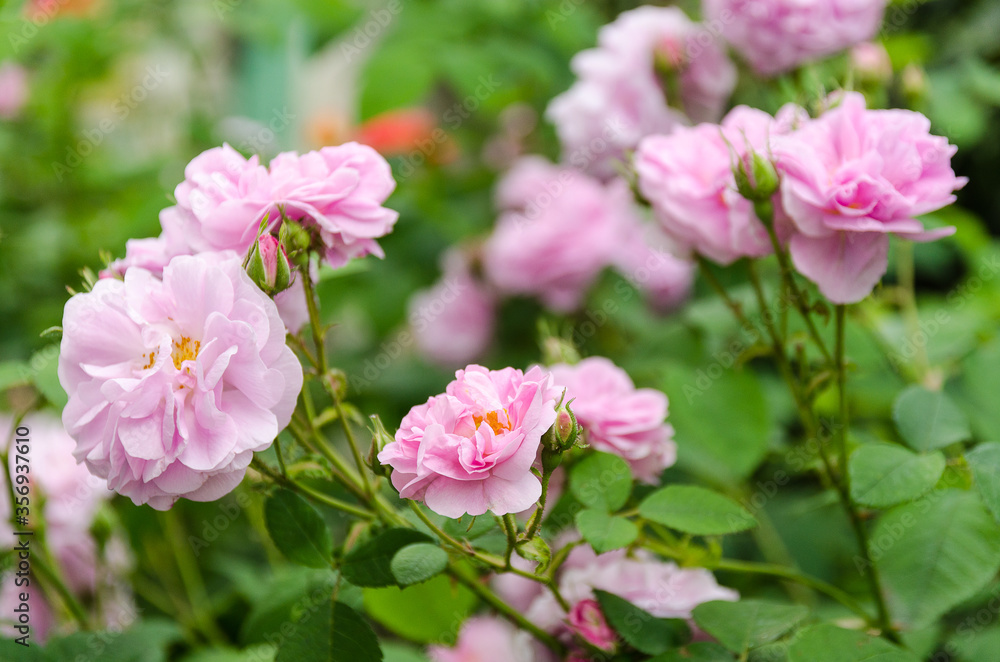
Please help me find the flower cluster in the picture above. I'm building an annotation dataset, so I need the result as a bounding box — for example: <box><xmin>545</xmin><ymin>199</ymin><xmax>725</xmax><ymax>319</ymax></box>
<box><xmin>636</xmin><ymin>92</ymin><xmax>965</xmax><ymax>303</ymax></box>
<box><xmin>547</xmin><ymin>6</ymin><xmax>736</xmax><ymax>179</ymax></box>
<box><xmin>409</xmin><ymin>157</ymin><xmax>694</xmax><ymax>367</ymax></box>
<box><xmin>705</xmin><ymin>0</ymin><xmax>888</xmax><ymax>76</ymax></box>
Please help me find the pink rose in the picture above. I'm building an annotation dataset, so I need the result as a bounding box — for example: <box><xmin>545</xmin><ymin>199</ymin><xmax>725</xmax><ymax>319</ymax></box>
<box><xmin>525</xmin><ymin>546</ymin><xmax>738</xmax><ymax>634</ymax></box>
<box><xmin>409</xmin><ymin>248</ymin><xmax>496</xmax><ymax>368</ymax></box>
<box><xmin>427</xmin><ymin>616</ymin><xmax>549</xmax><ymax>662</ymax></box>
<box><xmin>0</xmin><ymin>61</ymin><xmax>28</xmax><ymax>119</ymax></box>
<box><xmin>705</xmin><ymin>0</ymin><xmax>888</xmax><ymax>76</ymax></box>
<box><xmin>775</xmin><ymin>92</ymin><xmax>966</xmax><ymax>303</ymax></box>
<box><xmin>547</xmin><ymin>6</ymin><xmax>736</xmax><ymax>179</ymax></box>
<box><xmin>636</xmin><ymin>105</ymin><xmax>802</xmax><ymax>264</ymax></box>
<box><xmin>111</xmin><ymin>142</ymin><xmax>398</xmax><ymax>275</ymax></box>
<box><xmin>378</xmin><ymin>364</ymin><xmax>558</xmax><ymax>517</ymax></box>
<box><xmin>268</xmin><ymin>142</ymin><xmax>398</xmax><ymax>268</ymax></box>
<box><xmin>59</xmin><ymin>252</ymin><xmax>303</xmax><ymax>509</ymax></box>
<box><xmin>547</xmin><ymin>357</ymin><xmax>676</xmax><ymax>484</ymax></box>
<box><xmin>483</xmin><ymin>157</ymin><xmax>637</xmax><ymax>312</ymax></box>
<box><xmin>567</xmin><ymin>599</ymin><xmax>617</xmax><ymax>652</ymax></box>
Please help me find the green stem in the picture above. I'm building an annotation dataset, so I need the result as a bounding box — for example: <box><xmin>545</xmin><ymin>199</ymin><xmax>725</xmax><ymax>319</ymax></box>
<box><xmin>251</xmin><ymin>458</ymin><xmax>374</xmax><ymax>521</ymax></box>
<box><xmin>161</xmin><ymin>511</ymin><xmax>228</xmax><ymax>645</ymax></box>
<box><xmin>500</xmin><ymin>514</ymin><xmax>518</xmax><ymax>567</ymax></box>
<box><xmin>524</xmin><ymin>468</ymin><xmax>553</xmax><ymax>540</ymax></box>
<box><xmin>448</xmin><ymin>568</ymin><xmax>566</xmax><ymax>655</ymax></box>
<box><xmin>835</xmin><ymin>305</ymin><xmax>898</xmax><ymax>642</ymax></box>
<box><xmin>758</xmin><ymin>204</ymin><xmax>833</xmax><ymax>363</ymax></box>
<box><xmin>30</xmin><ymin>551</ymin><xmax>91</xmax><ymax>629</ymax></box>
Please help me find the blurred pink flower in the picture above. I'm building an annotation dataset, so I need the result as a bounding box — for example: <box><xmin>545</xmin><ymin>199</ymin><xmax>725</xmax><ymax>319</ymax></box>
<box><xmin>526</xmin><ymin>546</ymin><xmax>738</xmax><ymax>635</ymax></box>
<box><xmin>547</xmin><ymin>6</ymin><xmax>736</xmax><ymax>179</ymax></box>
<box><xmin>614</xmin><ymin>223</ymin><xmax>695</xmax><ymax>313</ymax></box>
<box><xmin>567</xmin><ymin>599</ymin><xmax>617</xmax><ymax>652</ymax></box>
<box><xmin>547</xmin><ymin>357</ymin><xmax>676</xmax><ymax>484</ymax></box>
<box><xmin>851</xmin><ymin>42</ymin><xmax>893</xmax><ymax>83</ymax></box>
<box><xmin>378</xmin><ymin>365</ymin><xmax>558</xmax><ymax>517</ymax></box>
<box><xmin>428</xmin><ymin>616</ymin><xmax>546</xmax><ymax>662</ymax></box>
<box><xmin>0</xmin><ymin>61</ymin><xmax>28</xmax><ymax>119</ymax></box>
<box><xmin>636</xmin><ymin>105</ymin><xmax>802</xmax><ymax>264</ymax></box>
<box><xmin>705</xmin><ymin>0</ymin><xmax>888</xmax><ymax>76</ymax></box>
<box><xmin>409</xmin><ymin>248</ymin><xmax>496</xmax><ymax>368</ymax></box>
<box><xmin>775</xmin><ymin>92</ymin><xmax>966</xmax><ymax>302</ymax></box>
<box><xmin>59</xmin><ymin>252</ymin><xmax>303</xmax><ymax>509</ymax></box>
<box><xmin>483</xmin><ymin>157</ymin><xmax>636</xmax><ymax>312</ymax></box>
<box><xmin>0</xmin><ymin>414</ymin><xmax>135</xmax><ymax>642</ymax></box>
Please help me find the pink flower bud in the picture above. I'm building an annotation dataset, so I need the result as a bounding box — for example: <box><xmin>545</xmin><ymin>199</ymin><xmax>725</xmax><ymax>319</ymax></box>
<box><xmin>246</xmin><ymin>234</ymin><xmax>292</xmax><ymax>295</ymax></box>
<box><xmin>850</xmin><ymin>42</ymin><xmax>892</xmax><ymax>83</ymax></box>
<box><xmin>567</xmin><ymin>599</ymin><xmax>617</xmax><ymax>652</ymax></box>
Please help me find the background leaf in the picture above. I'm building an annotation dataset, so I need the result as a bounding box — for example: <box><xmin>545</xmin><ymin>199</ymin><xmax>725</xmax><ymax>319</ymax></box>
<box><xmin>639</xmin><ymin>485</ymin><xmax>757</xmax><ymax>536</ymax></box>
<box><xmin>575</xmin><ymin>509</ymin><xmax>639</xmax><ymax>553</ymax></box>
<box><xmin>390</xmin><ymin>543</ymin><xmax>449</xmax><ymax>587</ymax></box>
<box><xmin>264</xmin><ymin>489</ymin><xmax>335</xmax><ymax>569</ymax></box>
<box><xmin>848</xmin><ymin>443</ymin><xmax>946</xmax><ymax>508</ymax></box>
<box><xmin>692</xmin><ymin>600</ymin><xmax>809</xmax><ymax>654</ymax></box>
<box><xmin>568</xmin><ymin>452</ymin><xmax>632</xmax><ymax>512</ymax></box>
<box><xmin>892</xmin><ymin>386</ymin><xmax>971</xmax><ymax>451</ymax></box>
<box><xmin>342</xmin><ymin>528</ymin><xmax>433</xmax><ymax>588</ymax></box>
<box><xmin>595</xmin><ymin>589</ymin><xmax>691</xmax><ymax>655</ymax></box>
<box><xmin>966</xmin><ymin>442</ymin><xmax>1000</xmax><ymax>524</ymax></box>
<box><xmin>874</xmin><ymin>490</ymin><xmax>1000</xmax><ymax>628</ymax></box>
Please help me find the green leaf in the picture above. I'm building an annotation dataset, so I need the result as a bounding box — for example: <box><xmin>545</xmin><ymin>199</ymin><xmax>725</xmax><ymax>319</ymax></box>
<box><xmin>787</xmin><ymin>624</ymin><xmax>919</xmax><ymax>662</ymax></box>
<box><xmin>390</xmin><ymin>543</ymin><xmax>448</xmax><ymax>587</ymax></box>
<box><xmin>264</xmin><ymin>489</ymin><xmax>334</xmax><ymax>568</ymax></box>
<box><xmin>0</xmin><ymin>640</ymin><xmax>42</xmax><ymax>662</ymax></box>
<box><xmin>647</xmin><ymin>642</ymin><xmax>734</xmax><ymax>661</ymax></box>
<box><xmin>575</xmin><ymin>509</ymin><xmax>639</xmax><ymax>553</ymax></box>
<box><xmin>442</xmin><ymin>515</ymin><xmax>495</xmax><ymax>541</ymax></box>
<box><xmin>276</xmin><ymin>599</ymin><xmax>382</xmax><ymax>662</ymax></box>
<box><xmin>180</xmin><ymin>646</ymin><xmax>276</xmax><ymax>662</ymax></box>
<box><xmin>874</xmin><ymin>490</ymin><xmax>1000</xmax><ymax>628</ymax></box>
<box><xmin>569</xmin><ymin>452</ymin><xmax>632</xmax><ymax>512</ymax></box>
<box><xmin>342</xmin><ymin>528</ymin><xmax>433</xmax><ymax>587</ymax></box>
<box><xmin>692</xmin><ymin>600</ymin><xmax>809</xmax><ymax>654</ymax></box>
<box><xmin>381</xmin><ymin>643</ymin><xmax>429</xmax><ymax>662</ymax></box>
<box><xmin>363</xmin><ymin>574</ymin><xmax>477</xmax><ymax>643</ymax></box>
<box><xmin>848</xmin><ymin>444</ymin><xmax>946</xmax><ymax>508</ymax></box>
<box><xmin>594</xmin><ymin>589</ymin><xmax>691</xmax><ymax>655</ymax></box>
<box><xmin>664</xmin><ymin>366</ymin><xmax>771</xmax><ymax>483</ymax></box>
<box><xmin>892</xmin><ymin>386</ymin><xmax>970</xmax><ymax>451</ymax></box>
<box><xmin>966</xmin><ymin>442</ymin><xmax>1000</xmax><ymax>525</ymax></box>
<box><xmin>639</xmin><ymin>485</ymin><xmax>757</xmax><ymax>536</ymax></box>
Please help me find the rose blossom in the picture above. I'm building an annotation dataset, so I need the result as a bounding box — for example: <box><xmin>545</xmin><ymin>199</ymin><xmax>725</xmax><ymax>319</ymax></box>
<box><xmin>547</xmin><ymin>357</ymin><xmax>676</xmax><ymax>483</ymax></box>
<box><xmin>267</xmin><ymin>142</ymin><xmax>398</xmax><ymax>267</ymax></box>
<box><xmin>110</xmin><ymin>142</ymin><xmax>397</xmax><ymax>274</ymax></box>
<box><xmin>409</xmin><ymin>248</ymin><xmax>496</xmax><ymax>368</ymax></box>
<box><xmin>378</xmin><ymin>365</ymin><xmax>558</xmax><ymax>517</ymax></box>
<box><xmin>525</xmin><ymin>545</ymin><xmax>738</xmax><ymax>635</ymax></box>
<box><xmin>547</xmin><ymin>6</ymin><xmax>736</xmax><ymax>179</ymax></box>
<box><xmin>59</xmin><ymin>252</ymin><xmax>303</xmax><ymax>509</ymax></box>
<box><xmin>483</xmin><ymin>157</ymin><xmax>637</xmax><ymax>312</ymax></box>
<box><xmin>427</xmin><ymin>616</ymin><xmax>548</xmax><ymax>662</ymax></box>
<box><xmin>705</xmin><ymin>0</ymin><xmax>888</xmax><ymax>76</ymax></box>
<box><xmin>774</xmin><ymin>92</ymin><xmax>966</xmax><ymax>303</ymax></box>
<box><xmin>636</xmin><ymin>105</ymin><xmax>804</xmax><ymax>264</ymax></box>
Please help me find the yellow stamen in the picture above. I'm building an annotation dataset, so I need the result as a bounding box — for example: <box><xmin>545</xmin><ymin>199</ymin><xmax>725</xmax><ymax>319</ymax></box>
<box><xmin>171</xmin><ymin>336</ymin><xmax>201</xmax><ymax>370</ymax></box>
<box><xmin>473</xmin><ymin>409</ymin><xmax>511</xmax><ymax>435</ymax></box>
